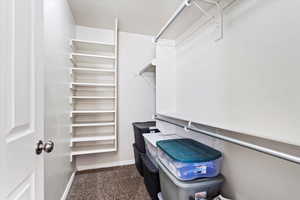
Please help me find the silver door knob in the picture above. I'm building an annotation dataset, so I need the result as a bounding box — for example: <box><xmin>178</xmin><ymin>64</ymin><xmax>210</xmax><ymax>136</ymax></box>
<box><xmin>35</xmin><ymin>140</ymin><xmax>54</xmax><ymax>155</ymax></box>
<box><xmin>36</xmin><ymin>140</ymin><xmax>44</xmax><ymax>155</ymax></box>
<box><xmin>44</xmin><ymin>140</ymin><xmax>54</xmax><ymax>153</ymax></box>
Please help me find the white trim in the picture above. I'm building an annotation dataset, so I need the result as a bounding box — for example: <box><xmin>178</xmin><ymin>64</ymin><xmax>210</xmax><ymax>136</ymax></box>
<box><xmin>76</xmin><ymin>160</ymin><xmax>135</xmax><ymax>171</ymax></box>
<box><xmin>60</xmin><ymin>171</ymin><xmax>76</xmax><ymax>200</ymax></box>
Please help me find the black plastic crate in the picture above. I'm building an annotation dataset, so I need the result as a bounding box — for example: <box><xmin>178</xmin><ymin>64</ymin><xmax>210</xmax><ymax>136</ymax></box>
<box><xmin>133</xmin><ymin>143</ymin><xmax>144</xmax><ymax>177</ymax></box>
<box><xmin>132</xmin><ymin>121</ymin><xmax>159</xmax><ymax>153</ymax></box>
<box><xmin>141</xmin><ymin>154</ymin><xmax>161</xmax><ymax>200</ymax></box>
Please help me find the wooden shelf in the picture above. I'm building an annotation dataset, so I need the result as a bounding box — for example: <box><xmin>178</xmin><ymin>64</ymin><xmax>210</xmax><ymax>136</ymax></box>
<box><xmin>70</xmin><ymin>39</ymin><xmax>115</xmax><ymax>54</ymax></box>
<box><xmin>70</xmin><ymin>96</ymin><xmax>115</xmax><ymax>104</ymax></box>
<box><xmin>71</xmin><ymin>147</ymin><xmax>117</xmax><ymax>156</ymax></box>
<box><xmin>71</xmin><ymin>67</ymin><xmax>115</xmax><ymax>73</ymax></box>
<box><xmin>70</xmin><ymin>53</ymin><xmax>115</xmax><ymax>65</ymax></box>
<box><xmin>71</xmin><ymin>122</ymin><xmax>115</xmax><ymax>128</ymax></box>
<box><xmin>70</xmin><ymin>110</ymin><xmax>115</xmax><ymax>117</ymax></box>
<box><xmin>69</xmin><ymin>19</ymin><xmax>119</xmax><ymax>162</ymax></box>
<box><xmin>71</xmin><ymin>96</ymin><xmax>115</xmax><ymax>99</ymax></box>
<box><xmin>70</xmin><ymin>82</ymin><xmax>115</xmax><ymax>89</ymax></box>
<box><xmin>71</xmin><ymin>135</ymin><xmax>116</xmax><ymax>143</ymax></box>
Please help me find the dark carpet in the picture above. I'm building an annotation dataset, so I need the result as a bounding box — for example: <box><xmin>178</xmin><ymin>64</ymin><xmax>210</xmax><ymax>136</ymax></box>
<box><xmin>67</xmin><ymin>165</ymin><xmax>152</xmax><ymax>200</ymax></box>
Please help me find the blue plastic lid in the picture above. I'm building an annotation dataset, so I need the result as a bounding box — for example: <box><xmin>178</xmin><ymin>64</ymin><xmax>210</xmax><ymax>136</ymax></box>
<box><xmin>157</xmin><ymin>139</ymin><xmax>222</xmax><ymax>163</ymax></box>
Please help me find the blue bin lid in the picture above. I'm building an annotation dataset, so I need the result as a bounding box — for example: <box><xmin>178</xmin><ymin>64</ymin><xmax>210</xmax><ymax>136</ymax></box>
<box><xmin>157</xmin><ymin>139</ymin><xmax>222</xmax><ymax>163</ymax></box>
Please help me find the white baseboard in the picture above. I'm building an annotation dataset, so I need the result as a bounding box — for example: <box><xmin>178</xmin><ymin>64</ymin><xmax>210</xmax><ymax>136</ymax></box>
<box><xmin>60</xmin><ymin>171</ymin><xmax>75</xmax><ymax>200</ymax></box>
<box><xmin>76</xmin><ymin>160</ymin><xmax>135</xmax><ymax>171</ymax></box>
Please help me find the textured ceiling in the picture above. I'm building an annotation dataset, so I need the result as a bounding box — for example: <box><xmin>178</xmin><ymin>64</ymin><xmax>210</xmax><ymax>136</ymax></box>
<box><xmin>67</xmin><ymin>0</ymin><xmax>208</xmax><ymax>39</ymax></box>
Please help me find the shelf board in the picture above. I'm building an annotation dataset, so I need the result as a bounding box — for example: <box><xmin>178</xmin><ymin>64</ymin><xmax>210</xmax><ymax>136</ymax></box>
<box><xmin>70</xmin><ymin>53</ymin><xmax>115</xmax><ymax>65</ymax></box>
<box><xmin>71</xmin><ymin>135</ymin><xmax>116</xmax><ymax>143</ymax></box>
<box><xmin>71</xmin><ymin>110</ymin><xmax>115</xmax><ymax>113</ymax></box>
<box><xmin>71</xmin><ymin>110</ymin><xmax>115</xmax><ymax>117</ymax></box>
<box><xmin>71</xmin><ymin>122</ymin><xmax>115</xmax><ymax>128</ymax></box>
<box><xmin>70</xmin><ymin>39</ymin><xmax>115</xmax><ymax>54</ymax></box>
<box><xmin>71</xmin><ymin>96</ymin><xmax>115</xmax><ymax>99</ymax></box>
<box><xmin>70</xmin><ymin>96</ymin><xmax>115</xmax><ymax>104</ymax></box>
<box><xmin>71</xmin><ymin>67</ymin><xmax>115</xmax><ymax>73</ymax></box>
<box><xmin>70</xmin><ymin>82</ymin><xmax>115</xmax><ymax>88</ymax></box>
<box><xmin>71</xmin><ymin>147</ymin><xmax>117</xmax><ymax>156</ymax></box>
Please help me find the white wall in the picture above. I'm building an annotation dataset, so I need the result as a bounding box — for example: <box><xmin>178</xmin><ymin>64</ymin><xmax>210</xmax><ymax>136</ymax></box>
<box><xmin>175</xmin><ymin>0</ymin><xmax>300</xmax><ymax>146</ymax></box>
<box><xmin>43</xmin><ymin>0</ymin><xmax>75</xmax><ymax>199</ymax></box>
<box><xmin>155</xmin><ymin>0</ymin><xmax>300</xmax><ymax>199</ymax></box>
<box><xmin>75</xmin><ymin>26</ymin><xmax>156</xmax><ymax>170</ymax></box>
<box><xmin>156</xmin><ymin>42</ymin><xmax>177</xmax><ymax>115</ymax></box>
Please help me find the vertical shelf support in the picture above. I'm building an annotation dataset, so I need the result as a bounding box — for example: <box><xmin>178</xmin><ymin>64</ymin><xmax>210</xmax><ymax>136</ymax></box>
<box><xmin>114</xmin><ymin>18</ymin><xmax>119</xmax><ymax>152</ymax></box>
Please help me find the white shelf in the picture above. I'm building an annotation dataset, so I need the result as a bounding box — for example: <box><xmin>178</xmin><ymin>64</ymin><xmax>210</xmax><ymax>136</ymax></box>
<box><xmin>71</xmin><ymin>135</ymin><xmax>116</xmax><ymax>143</ymax></box>
<box><xmin>71</xmin><ymin>147</ymin><xmax>117</xmax><ymax>156</ymax></box>
<box><xmin>70</xmin><ymin>96</ymin><xmax>115</xmax><ymax>104</ymax></box>
<box><xmin>71</xmin><ymin>96</ymin><xmax>115</xmax><ymax>99</ymax></box>
<box><xmin>139</xmin><ymin>59</ymin><xmax>156</xmax><ymax>75</ymax></box>
<box><xmin>69</xmin><ymin>19</ymin><xmax>119</xmax><ymax>162</ymax></box>
<box><xmin>71</xmin><ymin>67</ymin><xmax>115</xmax><ymax>73</ymax></box>
<box><xmin>70</xmin><ymin>39</ymin><xmax>115</xmax><ymax>54</ymax></box>
<box><xmin>70</xmin><ymin>110</ymin><xmax>115</xmax><ymax>117</ymax></box>
<box><xmin>70</xmin><ymin>53</ymin><xmax>115</xmax><ymax>65</ymax></box>
<box><xmin>70</xmin><ymin>82</ymin><xmax>115</xmax><ymax>88</ymax></box>
<box><xmin>71</xmin><ymin>122</ymin><xmax>115</xmax><ymax>128</ymax></box>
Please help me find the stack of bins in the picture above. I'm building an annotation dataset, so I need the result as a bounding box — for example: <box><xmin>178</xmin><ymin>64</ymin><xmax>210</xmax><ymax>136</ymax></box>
<box><xmin>132</xmin><ymin>121</ymin><xmax>159</xmax><ymax>176</ymax></box>
<box><xmin>157</xmin><ymin>139</ymin><xmax>224</xmax><ymax>200</ymax></box>
<box><xmin>132</xmin><ymin>121</ymin><xmax>160</xmax><ymax>200</ymax></box>
<box><xmin>143</xmin><ymin>133</ymin><xmax>183</xmax><ymax>200</ymax></box>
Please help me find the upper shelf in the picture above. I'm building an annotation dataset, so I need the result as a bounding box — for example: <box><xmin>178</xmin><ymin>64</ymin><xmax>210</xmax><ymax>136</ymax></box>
<box><xmin>70</xmin><ymin>39</ymin><xmax>115</xmax><ymax>55</ymax></box>
<box><xmin>139</xmin><ymin>59</ymin><xmax>156</xmax><ymax>75</ymax></box>
<box><xmin>153</xmin><ymin>0</ymin><xmax>224</xmax><ymax>43</ymax></box>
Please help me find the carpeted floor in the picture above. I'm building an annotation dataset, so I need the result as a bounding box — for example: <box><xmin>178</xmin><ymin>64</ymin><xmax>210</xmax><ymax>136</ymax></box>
<box><xmin>67</xmin><ymin>165</ymin><xmax>152</xmax><ymax>200</ymax></box>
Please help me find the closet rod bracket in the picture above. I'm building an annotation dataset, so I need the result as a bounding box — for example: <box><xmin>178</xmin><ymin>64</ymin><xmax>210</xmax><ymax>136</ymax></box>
<box><xmin>194</xmin><ymin>0</ymin><xmax>224</xmax><ymax>41</ymax></box>
<box><xmin>185</xmin><ymin>0</ymin><xmax>192</xmax><ymax>6</ymax></box>
<box><xmin>184</xmin><ymin>120</ymin><xmax>192</xmax><ymax>132</ymax></box>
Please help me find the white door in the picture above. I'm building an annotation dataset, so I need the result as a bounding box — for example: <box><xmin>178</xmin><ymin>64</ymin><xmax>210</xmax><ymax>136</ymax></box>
<box><xmin>0</xmin><ymin>0</ymin><xmax>44</xmax><ymax>199</ymax></box>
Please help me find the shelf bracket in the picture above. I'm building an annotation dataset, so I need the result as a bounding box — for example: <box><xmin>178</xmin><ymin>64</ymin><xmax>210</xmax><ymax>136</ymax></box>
<box><xmin>194</xmin><ymin>0</ymin><xmax>224</xmax><ymax>41</ymax></box>
<box><xmin>184</xmin><ymin>120</ymin><xmax>193</xmax><ymax>132</ymax></box>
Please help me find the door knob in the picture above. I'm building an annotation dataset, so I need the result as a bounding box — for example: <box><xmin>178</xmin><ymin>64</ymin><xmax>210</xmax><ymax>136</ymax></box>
<box><xmin>35</xmin><ymin>140</ymin><xmax>44</xmax><ymax>155</ymax></box>
<box><xmin>44</xmin><ymin>140</ymin><xmax>54</xmax><ymax>153</ymax></box>
<box><xmin>35</xmin><ymin>140</ymin><xmax>54</xmax><ymax>155</ymax></box>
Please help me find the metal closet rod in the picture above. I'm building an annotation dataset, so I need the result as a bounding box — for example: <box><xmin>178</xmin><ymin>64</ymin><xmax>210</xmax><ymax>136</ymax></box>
<box><xmin>153</xmin><ymin>0</ymin><xmax>192</xmax><ymax>43</ymax></box>
<box><xmin>153</xmin><ymin>0</ymin><xmax>224</xmax><ymax>43</ymax></box>
<box><xmin>155</xmin><ymin>116</ymin><xmax>300</xmax><ymax>164</ymax></box>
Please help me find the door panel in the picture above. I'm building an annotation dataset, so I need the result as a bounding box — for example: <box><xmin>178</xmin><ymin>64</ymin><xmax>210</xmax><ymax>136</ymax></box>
<box><xmin>1</xmin><ymin>0</ymin><xmax>44</xmax><ymax>199</ymax></box>
<box><xmin>7</xmin><ymin>174</ymin><xmax>35</xmax><ymax>200</ymax></box>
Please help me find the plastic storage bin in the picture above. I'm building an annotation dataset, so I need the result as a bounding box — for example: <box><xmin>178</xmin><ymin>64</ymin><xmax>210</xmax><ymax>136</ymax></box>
<box><xmin>157</xmin><ymin>139</ymin><xmax>222</xmax><ymax>181</ymax></box>
<box><xmin>158</xmin><ymin>160</ymin><xmax>224</xmax><ymax>200</ymax></box>
<box><xmin>143</xmin><ymin>133</ymin><xmax>182</xmax><ymax>168</ymax></box>
<box><xmin>133</xmin><ymin>143</ymin><xmax>144</xmax><ymax>176</ymax></box>
<box><xmin>132</xmin><ymin>121</ymin><xmax>160</xmax><ymax>153</ymax></box>
<box><xmin>141</xmin><ymin>154</ymin><xmax>161</xmax><ymax>200</ymax></box>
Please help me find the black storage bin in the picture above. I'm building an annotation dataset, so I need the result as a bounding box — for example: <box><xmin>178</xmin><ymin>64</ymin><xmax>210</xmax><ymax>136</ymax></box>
<box><xmin>133</xmin><ymin>143</ymin><xmax>144</xmax><ymax>177</ymax></box>
<box><xmin>132</xmin><ymin>121</ymin><xmax>159</xmax><ymax>153</ymax></box>
<box><xmin>141</xmin><ymin>154</ymin><xmax>161</xmax><ymax>200</ymax></box>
